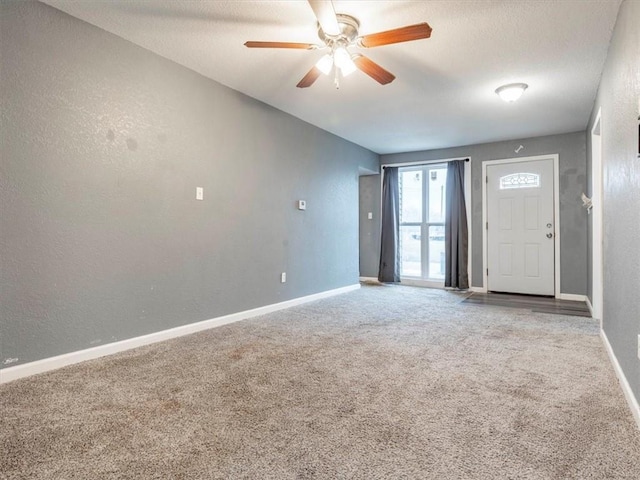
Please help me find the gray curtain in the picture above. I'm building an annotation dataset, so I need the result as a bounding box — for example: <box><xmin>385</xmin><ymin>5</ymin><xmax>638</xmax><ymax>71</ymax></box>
<box><xmin>378</xmin><ymin>167</ymin><xmax>400</xmax><ymax>283</ymax></box>
<box><xmin>445</xmin><ymin>160</ymin><xmax>469</xmax><ymax>289</ymax></box>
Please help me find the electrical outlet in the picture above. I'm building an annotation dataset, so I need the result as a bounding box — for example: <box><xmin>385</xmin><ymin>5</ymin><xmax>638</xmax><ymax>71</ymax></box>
<box><xmin>280</xmin><ymin>272</ymin><xmax>286</xmax><ymax>283</ymax></box>
<box><xmin>367</xmin><ymin>212</ymin><xmax>373</xmax><ymax>220</ymax></box>
<box><xmin>196</xmin><ymin>187</ymin><xmax>204</xmax><ymax>200</ymax></box>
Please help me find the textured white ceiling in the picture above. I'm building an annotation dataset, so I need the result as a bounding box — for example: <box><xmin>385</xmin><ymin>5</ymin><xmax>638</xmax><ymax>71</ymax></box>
<box><xmin>42</xmin><ymin>0</ymin><xmax>622</xmax><ymax>154</ymax></box>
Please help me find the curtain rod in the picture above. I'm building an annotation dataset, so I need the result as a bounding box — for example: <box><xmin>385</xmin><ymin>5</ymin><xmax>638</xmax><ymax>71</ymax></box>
<box><xmin>382</xmin><ymin>157</ymin><xmax>469</xmax><ymax>169</ymax></box>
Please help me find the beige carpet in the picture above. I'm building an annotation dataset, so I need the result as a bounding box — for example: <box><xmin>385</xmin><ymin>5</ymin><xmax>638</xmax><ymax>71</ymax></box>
<box><xmin>1</xmin><ymin>284</ymin><xmax>639</xmax><ymax>479</ymax></box>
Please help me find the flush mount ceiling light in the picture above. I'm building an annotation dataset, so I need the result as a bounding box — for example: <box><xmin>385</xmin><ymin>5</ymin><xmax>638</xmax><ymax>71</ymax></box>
<box><xmin>495</xmin><ymin>83</ymin><xmax>528</xmax><ymax>102</ymax></box>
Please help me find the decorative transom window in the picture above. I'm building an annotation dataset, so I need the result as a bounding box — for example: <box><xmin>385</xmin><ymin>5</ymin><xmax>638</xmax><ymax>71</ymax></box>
<box><xmin>499</xmin><ymin>173</ymin><xmax>540</xmax><ymax>189</ymax></box>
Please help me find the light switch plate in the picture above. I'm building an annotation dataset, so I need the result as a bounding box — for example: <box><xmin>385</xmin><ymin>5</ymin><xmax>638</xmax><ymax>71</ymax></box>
<box><xmin>297</xmin><ymin>200</ymin><xmax>306</xmax><ymax>210</ymax></box>
<box><xmin>196</xmin><ymin>187</ymin><xmax>204</xmax><ymax>200</ymax></box>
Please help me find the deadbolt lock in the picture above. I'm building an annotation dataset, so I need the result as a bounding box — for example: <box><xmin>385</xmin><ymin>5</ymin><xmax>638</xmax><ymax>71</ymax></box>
<box><xmin>546</xmin><ymin>223</ymin><xmax>552</xmax><ymax>228</ymax></box>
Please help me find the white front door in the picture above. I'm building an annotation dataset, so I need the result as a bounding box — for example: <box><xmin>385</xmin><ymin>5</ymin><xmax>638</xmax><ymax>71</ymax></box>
<box><xmin>486</xmin><ymin>158</ymin><xmax>555</xmax><ymax>295</ymax></box>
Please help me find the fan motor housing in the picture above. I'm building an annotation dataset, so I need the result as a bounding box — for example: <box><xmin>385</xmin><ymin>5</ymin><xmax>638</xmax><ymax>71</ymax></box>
<box><xmin>317</xmin><ymin>14</ymin><xmax>360</xmax><ymax>46</ymax></box>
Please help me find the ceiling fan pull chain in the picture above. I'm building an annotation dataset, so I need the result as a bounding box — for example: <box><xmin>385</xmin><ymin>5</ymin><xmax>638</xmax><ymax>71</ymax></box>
<box><xmin>334</xmin><ymin>68</ymin><xmax>340</xmax><ymax>89</ymax></box>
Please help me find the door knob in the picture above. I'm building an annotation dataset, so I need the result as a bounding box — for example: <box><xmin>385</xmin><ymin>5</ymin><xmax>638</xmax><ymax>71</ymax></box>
<box><xmin>546</xmin><ymin>233</ymin><xmax>553</xmax><ymax>238</ymax></box>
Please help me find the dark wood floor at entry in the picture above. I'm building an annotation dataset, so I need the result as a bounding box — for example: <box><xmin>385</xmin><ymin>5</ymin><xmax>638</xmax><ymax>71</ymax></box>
<box><xmin>462</xmin><ymin>292</ymin><xmax>591</xmax><ymax>317</ymax></box>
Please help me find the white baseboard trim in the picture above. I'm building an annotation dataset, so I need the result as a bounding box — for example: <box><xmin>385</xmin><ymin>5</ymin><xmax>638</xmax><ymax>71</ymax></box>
<box><xmin>558</xmin><ymin>293</ymin><xmax>588</xmax><ymax>302</ymax></box>
<box><xmin>585</xmin><ymin>296</ymin><xmax>594</xmax><ymax>316</ymax></box>
<box><xmin>0</xmin><ymin>283</ymin><xmax>360</xmax><ymax>385</ymax></box>
<box><xmin>600</xmin><ymin>330</ymin><xmax>640</xmax><ymax>430</ymax></box>
<box><xmin>359</xmin><ymin>276</ymin><xmax>380</xmax><ymax>283</ymax></box>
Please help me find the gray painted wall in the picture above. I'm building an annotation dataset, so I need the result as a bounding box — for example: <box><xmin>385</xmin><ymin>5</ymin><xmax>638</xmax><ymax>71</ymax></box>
<box><xmin>586</xmin><ymin>0</ymin><xmax>640</xmax><ymax>401</ymax></box>
<box><xmin>0</xmin><ymin>1</ymin><xmax>378</xmax><ymax>367</ymax></box>
<box><xmin>360</xmin><ymin>132</ymin><xmax>588</xmax><ymax>294</ymax></box>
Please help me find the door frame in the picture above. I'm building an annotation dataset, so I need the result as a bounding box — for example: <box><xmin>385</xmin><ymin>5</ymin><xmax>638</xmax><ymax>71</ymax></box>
<box><xmin>482</xmin><ymin>154</ymin><xmax>561</xmax><ymax>297</ymax></box>
<box><xmin>591</xmin><ymin>109</ymin><xmax>604</xmax><ymax>324</ymax></box>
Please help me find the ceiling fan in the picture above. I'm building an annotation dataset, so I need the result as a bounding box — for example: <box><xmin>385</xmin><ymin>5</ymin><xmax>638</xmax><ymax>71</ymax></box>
<box><xmin>244</xmin><ymin>0</ymin><xmax>432</xmax><ymax>88</ymax></box>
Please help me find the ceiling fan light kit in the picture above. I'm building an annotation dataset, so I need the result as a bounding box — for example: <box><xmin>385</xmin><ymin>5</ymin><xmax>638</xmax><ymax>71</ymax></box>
<box><xmin>333</xmin><ymin>46</ymin><xmax>357</xmax><ymax>76</ymax></box>
<box><xmin>315</xmin><ymin>54</ymin><xmax>333</xmax><ymax>75</ymax></box>
<box><xmin>244</xmin><ymin>0</ymin><xmax>432</xmax><ymax>89</ymax></box>
<box><xmin>496</xmin><ymin>83</ymin><xmax>529</xmax><ymax>102</ymax></box>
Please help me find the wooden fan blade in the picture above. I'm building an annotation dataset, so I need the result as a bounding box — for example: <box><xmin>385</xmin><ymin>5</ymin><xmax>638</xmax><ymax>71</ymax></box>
<box><xmin>244</xmin><ymin>41</ymin><xmax>316</xmax><ymax>49</ymax></box>
<box><xmin>296</xmin><ymin>66</ymin><xmax>322</xmax><ymax>88</ymax></box>
<box><xmin>358</xmin><ymin>23</ymin><xmax>432</xmax><ymax>48</ymax></box>
<box><xmin>353</xmin><ymin>55</ymin><xmax>395</xmax><ymax>85</ymax></box>
<box><xmin>307</xmin><ymin>0</ymin><xmax>340</xmax><ymax>36</ymax></box>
